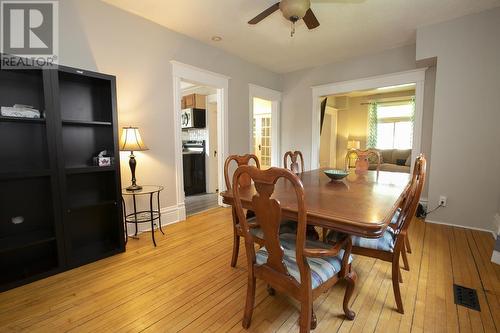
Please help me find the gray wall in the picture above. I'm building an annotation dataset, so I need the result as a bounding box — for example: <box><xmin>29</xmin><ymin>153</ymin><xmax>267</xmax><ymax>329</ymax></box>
<box><xmin>59</xmin><ymin>0</ymin><xmax>282</xmax><ymax>209</ymax></box>
<box><xmin>416</xmin><ymin>7</ymin><xmax>500</xmax><ymax>231</ymax></box>
<box><xmin>280</xmin><ymin>44</ymin><xmax>436</xmax><ymax>198</ymax></box>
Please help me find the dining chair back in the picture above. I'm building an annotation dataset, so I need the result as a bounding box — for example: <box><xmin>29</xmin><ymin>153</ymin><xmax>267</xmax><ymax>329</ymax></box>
<box><xmin>232</xmin><ymin>165</ymin><xmax>356</xmax><ymax>332</ymax></box>
<box><xmin>223</xmin><ymin>154</ymin><xmax>261</xmax><ymax>267</ymax></box>
<box><xmin>224</xmin><ymin>154</ymin><xmax>260</xmax><ymax>190</ymax></box>
<box><xmin>397</xmin><ymin>155</ymin><xmax>426</xmax><ymax>234</ymax></box>
<box><xmin>283</xmin><ymin>150</ymin><xmax>321</xmax><ymax>240</ymax></box>
<box><xmin>345</xmin><ymin>149</ymin><xmax>381</xmax><ymax>172</ymax></box>
<box><xmin>328</xmin><ymin>154</ymin><xmax>426</xmax><ymax>314</ymax></box>
<box><xmin>284</xmin><ymin>150</ymin><xmax>305</xmax><ymax>174</ymax></box>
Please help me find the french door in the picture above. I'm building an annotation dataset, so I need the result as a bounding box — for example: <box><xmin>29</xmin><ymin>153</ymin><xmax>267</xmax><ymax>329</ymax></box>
<box><xmin>253</xmin><ymin>114</ymin><xmax>272</xmax><ymax>169</ymax></box>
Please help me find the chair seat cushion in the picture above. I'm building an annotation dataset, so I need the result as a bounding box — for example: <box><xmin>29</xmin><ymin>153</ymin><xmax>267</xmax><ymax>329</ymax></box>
<box><xmin>246</xmin><ymin>219</ymin><xmax>317</xmax><ymax>240</ymax></box>
<box><xmin>326</xmin><ymin>210</ymin><xmax>400</xmax><ymax>252</ymax></box>
<box><xmin>255</xmin><ymin>233</ymin><xmax>352</xmax><ymax>289</ymax></box>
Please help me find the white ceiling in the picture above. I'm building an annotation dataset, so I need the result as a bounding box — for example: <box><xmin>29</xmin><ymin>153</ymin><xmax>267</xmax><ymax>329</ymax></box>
<box><xmin>101</xmin><ymin>0</ymin><xmax>500</xmax><ymax>73</ymax></box>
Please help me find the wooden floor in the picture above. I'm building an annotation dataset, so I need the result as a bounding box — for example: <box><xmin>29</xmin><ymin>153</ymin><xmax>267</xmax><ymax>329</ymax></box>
<box><xmin>185</xmin><ymin>193</ymin><xmax>219</xmax><ymax>216</ymax></box>
<box><xmin>1</xmin><ymin>208</ymin><xmax>499</xmax><ymax>333</ymax></box>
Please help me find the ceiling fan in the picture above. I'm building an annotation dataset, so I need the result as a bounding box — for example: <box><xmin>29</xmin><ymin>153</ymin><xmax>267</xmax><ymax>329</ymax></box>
<box><xmin>248</xmin><ymin>0</ymin><xmax>359</xmax><ymax>37</ymax></box>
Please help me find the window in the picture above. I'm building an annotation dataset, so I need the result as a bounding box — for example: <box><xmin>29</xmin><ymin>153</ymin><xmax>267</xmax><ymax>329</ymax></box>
<box><xmin>376</xmin><ymin>103</ymin><xmax>413</xmax><ymax>149</ymax></box>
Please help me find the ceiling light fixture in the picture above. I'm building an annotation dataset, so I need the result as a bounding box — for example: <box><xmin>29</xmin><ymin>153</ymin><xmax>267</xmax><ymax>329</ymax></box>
<box><xmin>280</xmin><ymin>0</ymin><xmax>311</xmax><ymax>37</ymax></box>
<box><xmin>211</xmin><ymin>36</ymin><xmax>222</xmax><ymax>42</ymax></box>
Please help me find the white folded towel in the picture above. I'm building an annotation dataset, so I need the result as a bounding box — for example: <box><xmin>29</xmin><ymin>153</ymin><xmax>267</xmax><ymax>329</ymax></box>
<box><xmin>1</xmin><ymin>105</ymin><xmax>40</xmax><ymax>118</ymax></box>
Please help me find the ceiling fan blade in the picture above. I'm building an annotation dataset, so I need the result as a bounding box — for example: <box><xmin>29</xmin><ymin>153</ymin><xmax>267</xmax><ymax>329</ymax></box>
<box><xmin>303</xmin><ymin>9</ymin><xmax>320</xmax><ymax>29</ymax></box>
<box><xmin>248</xmin><ymin>3</ymin><xmax>280</xmax><ymax>24</ymax></box>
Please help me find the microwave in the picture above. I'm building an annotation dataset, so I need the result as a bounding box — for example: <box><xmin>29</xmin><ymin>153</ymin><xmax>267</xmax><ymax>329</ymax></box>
<box><xmin>181</xmin><ymin>108</ymin><xmax>206</xmax><ymax>129</ymax></box>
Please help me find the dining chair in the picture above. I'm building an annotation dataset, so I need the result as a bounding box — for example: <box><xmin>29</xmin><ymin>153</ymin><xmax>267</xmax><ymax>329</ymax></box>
<box><xmin>224</xmin><ymin>154</ymin><xmax>297</xmax><ymax>267</ymax></box>
<box><xmin>388</xmin><ymin>155</ymin><xmax>425</xmax><ymax>267</ymax></box>
<box><xmin>283</xmin><ymin>150</ymin><xmax>321</xmax><ymax>241</ymax></box>
<box><xmin>327</xmin><ymin>154</ymin><xmax>426</xmax><ymax>314</ymax></box>
<box><xmin>345</xmin><ymin>149</ymin><xmax>381</xmax><ymax>172</ymax></box>
<box><xmin>283</xmin><ymin>150</ymin><xmax>305</xmax><ymax>174</ymax></box>
<box><xmin>232</xmin><ymin>165</ymin><xmax>357</xmax><ymax>332</ymax></box>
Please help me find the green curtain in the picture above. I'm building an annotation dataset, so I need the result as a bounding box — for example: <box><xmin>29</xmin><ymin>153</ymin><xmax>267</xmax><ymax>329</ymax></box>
<box><xmin>410</xmin><ymin>97</ymin><xmax>416</xmax><ymax>146</ymax></box>
<box><xmin>367</xmin><ymin>102</ymin><xmax>378</xmax><ymax>148</ymax></box>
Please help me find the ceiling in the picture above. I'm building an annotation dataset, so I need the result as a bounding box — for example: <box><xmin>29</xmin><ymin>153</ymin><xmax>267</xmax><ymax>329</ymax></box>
<box><xmin>101</xmin><ymin>0</ymin><xmax>500</xmax><ymax>73</ymax></box>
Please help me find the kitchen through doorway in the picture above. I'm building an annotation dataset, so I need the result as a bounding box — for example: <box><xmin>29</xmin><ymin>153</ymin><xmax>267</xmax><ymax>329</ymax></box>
<box><xmin>180</xmin><ymin>81</ymin><xmax>220</xmax><ymax>216</ymax></box>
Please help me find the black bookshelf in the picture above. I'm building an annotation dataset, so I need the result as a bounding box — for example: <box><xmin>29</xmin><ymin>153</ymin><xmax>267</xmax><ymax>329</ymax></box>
<box><xmin>0</xmin><ymin>61</ymin><xmax>123</xmax><ymax>291</ymax></box>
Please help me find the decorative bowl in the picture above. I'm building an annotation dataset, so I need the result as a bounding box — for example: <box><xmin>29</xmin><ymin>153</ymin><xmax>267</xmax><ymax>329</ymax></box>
<box><xmin>324</xmin><ymin>169</ymin><xmax>349</xmax><ymax>181</ymax></box>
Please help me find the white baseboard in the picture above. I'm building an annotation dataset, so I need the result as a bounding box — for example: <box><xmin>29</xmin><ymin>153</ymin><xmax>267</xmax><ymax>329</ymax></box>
<box><xmin>494</xmin><ymin>213</ymin><xmax>500</xmax><ymax>234</ymax></box>
<box><xmin>126</xmin><ymin>203</ymin><xmax>186</xmax><ymax>236</ymax></box>
<box><xmin>425</xmin><ymin>218</ymin><xmax>496</xmax><ymax>238</ymax></box>
<box><xmin>491</xmin><ymin>250</ymin><xmax>500</xmax><ymax>265</ymax></box>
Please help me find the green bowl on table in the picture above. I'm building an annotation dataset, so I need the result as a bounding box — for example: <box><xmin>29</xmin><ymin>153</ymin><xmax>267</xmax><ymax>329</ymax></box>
<box><xmin>324</xmin><ymin>169</ymin><xmax>349</xmax><ymax>181</ymax></box>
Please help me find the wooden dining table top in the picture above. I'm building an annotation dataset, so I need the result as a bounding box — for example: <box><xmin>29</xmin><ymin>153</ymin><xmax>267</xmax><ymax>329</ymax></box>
<box><xmin>221</xmin><ymin>169</ymin><xmax>411</xmax><ymax>238</ymax></box>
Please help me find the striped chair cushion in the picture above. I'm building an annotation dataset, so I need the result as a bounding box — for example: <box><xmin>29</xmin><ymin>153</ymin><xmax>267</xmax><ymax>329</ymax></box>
<box><xmin>247</xmin><ymin>219</ymin><xmax>315</xmax><ymax>240</ymax></box>
<box><xmin>326</xmin><ymin>211</ymin><xmax>400</xmax><ymax>252</ymax></box>
<box><xmin>255</xmin><ymin>233</ymin><xmax>352</xmax><ymax>289</ymax></box>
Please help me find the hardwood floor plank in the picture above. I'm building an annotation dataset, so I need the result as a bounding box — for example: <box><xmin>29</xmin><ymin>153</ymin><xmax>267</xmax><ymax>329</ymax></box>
<box><xmin>1</xmin><ymin>208</ymin><xmax>499</xmax><ymax>333</ymax></box>
<box><xmin>382</xmin><ymin>216</ymin><xmax>426</xmax><ymax>333</ymax></box>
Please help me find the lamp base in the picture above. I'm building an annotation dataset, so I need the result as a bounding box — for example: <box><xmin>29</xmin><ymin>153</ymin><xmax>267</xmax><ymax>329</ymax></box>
<box><xmin>126</xmin><ymin>184</ymin><xmax>143</xmax><ymax>192</ymax></box>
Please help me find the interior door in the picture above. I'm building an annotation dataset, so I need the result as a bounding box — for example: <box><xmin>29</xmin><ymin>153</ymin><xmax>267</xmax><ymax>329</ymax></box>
<box><xmin>252</xmin><ymin>98</ymin><xmax>272</xmax><ymax>169</ymax></box>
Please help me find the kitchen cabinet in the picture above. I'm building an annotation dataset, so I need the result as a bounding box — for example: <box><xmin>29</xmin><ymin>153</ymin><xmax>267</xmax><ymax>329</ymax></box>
<box><xmin>182</xmin><ymin>94</ymin><xmax>206</xmax><ymax>109</ymax></box>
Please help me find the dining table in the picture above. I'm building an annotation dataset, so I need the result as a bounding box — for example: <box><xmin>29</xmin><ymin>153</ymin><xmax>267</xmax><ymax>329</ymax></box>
<box><xmin>220</xmin><ymin>169</ymin><xmax>411</xmax><ymax>239</ymax></box>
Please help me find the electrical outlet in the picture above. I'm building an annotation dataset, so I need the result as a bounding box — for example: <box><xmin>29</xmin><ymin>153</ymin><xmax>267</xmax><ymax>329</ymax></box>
<box><xmin>439</xmin><ymin>195</ymin><xmax>447</xmax><ymax>207</ymax></box>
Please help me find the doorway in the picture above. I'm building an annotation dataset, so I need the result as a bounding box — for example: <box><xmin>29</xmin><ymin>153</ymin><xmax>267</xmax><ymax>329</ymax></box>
<box><xmin>311</xmin><ymin>69</ymin><xmax>426</xmax><ymax>171</ymax></box>
<box><xmin>171</xmin><ymin>61</ymin><xmax>229</xmax><ymax>220</ymax></box>
<box><xmin>180</xmin><ymin>81</ymin><xmax>220</xmax><ymax>216</ymax></box>
<box><xmin>319</xmin><ymin>84</ymin><xmax>417</xmax><ymax>171</ymax></box>
<box><xmin>319</xmin><ymin>104</ymin><xmax>338</xmax><ymax>168</ymax></box>
<box><xmin>249</xmin><ymin>84</ymin><xmax>282</xmax><ymax>168</ymax></box>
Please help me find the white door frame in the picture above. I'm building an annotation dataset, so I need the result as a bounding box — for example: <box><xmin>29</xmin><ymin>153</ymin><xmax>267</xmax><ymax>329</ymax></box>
<box><xmin>249</xmin><ymin>84</ymin><xmax>282</xmax><ymax>167</ymax></box>
<box><xmin>171</xmin><ymin>61</ymin><xmax>230</xmax><ymax>218</ymax></box>
<box><xmin>311</xmin><ymin>68</ymin><xmax>427</xmax><ymax>170</ymax></box>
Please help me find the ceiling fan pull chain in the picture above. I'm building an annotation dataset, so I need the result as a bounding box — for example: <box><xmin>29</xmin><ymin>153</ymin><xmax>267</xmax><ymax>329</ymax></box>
<box><xmin>291</xmin><ymin>21</ymin><xmax>296</xmax><ymax>37</ymax></box>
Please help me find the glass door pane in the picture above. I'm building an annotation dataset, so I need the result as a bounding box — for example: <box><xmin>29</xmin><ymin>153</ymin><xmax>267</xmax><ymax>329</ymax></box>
<box><xmin>252</xmin><ymin>98</ymin><xmax>272</xmax><ymax>169</ymax></box>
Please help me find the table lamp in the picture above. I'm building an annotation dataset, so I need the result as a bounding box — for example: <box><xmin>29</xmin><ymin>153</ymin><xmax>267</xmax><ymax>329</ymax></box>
<box><xmin>120</xmin><ymin>126</ymin><xmax>148</xmax><ymax>191</ymax></box>
<box><xmin>347</xmin><ymin>140</ymin><xmax>360</xmax><ymax>168</ymax></box>
<box><xmin>347</xmin><ymin>140</ymin><xmax>360</xmax><ymax>150</ymax></box>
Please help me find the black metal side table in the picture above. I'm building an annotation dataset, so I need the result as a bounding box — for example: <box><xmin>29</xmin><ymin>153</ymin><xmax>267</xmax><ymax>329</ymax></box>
<box><xmin>122</xmin><ymin>185</ymin><xmax>164</xmax><ymax>246</ymax></box>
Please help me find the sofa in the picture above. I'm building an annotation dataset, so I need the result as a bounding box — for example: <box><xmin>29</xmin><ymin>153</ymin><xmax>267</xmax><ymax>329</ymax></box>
<box><xmin>369</xmin><ymin>149</ymin><xmax>411</xmax><ymax>173</ymax></box>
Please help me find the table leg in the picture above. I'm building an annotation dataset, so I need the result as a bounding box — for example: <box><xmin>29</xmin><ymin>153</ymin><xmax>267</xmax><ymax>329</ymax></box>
<box><xmin>157</xmin><ymin>191</ymin><xmax>164</xmax><ymax>235</ymax></box>
<box><xmin>122</xmin><ymin>197</ymin><xmax>128</xmax><ymax>245</ymax></box>
<box><xmin>133</xmin><ymin>194</ymin><xmax>138</xmax><ymax>237</ymax></box>
<box><xmin>150</xmin><ymin>193</ymin><xmax>156</xmax><ymax>247</ymax></box>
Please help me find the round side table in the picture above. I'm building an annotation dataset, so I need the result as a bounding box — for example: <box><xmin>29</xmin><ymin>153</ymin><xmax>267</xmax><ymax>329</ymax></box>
<box><xmin>122</xmin><ymin>185</ymin><xmax>164</xmax><ymax>247</ymax></box>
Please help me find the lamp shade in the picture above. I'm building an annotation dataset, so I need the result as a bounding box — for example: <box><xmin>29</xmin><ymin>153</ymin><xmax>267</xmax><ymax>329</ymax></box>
<box><xmin>347</xmin><ymin>140</ymin><xmax>360</xmax><ymax>150</ymax></box>
<box><xmin>119</xmin><ymin>127</ymin><xmax>148</xmax><ymax>152</ymax></box>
